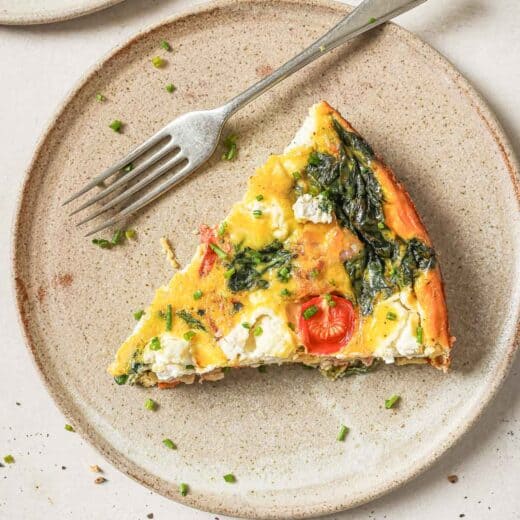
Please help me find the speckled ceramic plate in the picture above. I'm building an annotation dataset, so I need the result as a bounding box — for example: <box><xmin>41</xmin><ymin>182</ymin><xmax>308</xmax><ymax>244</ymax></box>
<box><xmin>12</xmin><ymin>0</ymin><xmax>520</xmax><ymax>518</ymax></box>
<box><xmin>0</xmin><ymin>0</ymin><xmax>124</xmax><ymax>25</ymax></box>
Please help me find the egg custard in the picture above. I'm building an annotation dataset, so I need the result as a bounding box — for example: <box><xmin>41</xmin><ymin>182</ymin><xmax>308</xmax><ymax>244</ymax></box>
<box><xmin>109</xmin><ymin>101</ymin><xmax>454</xmax><ymax>388</ymax></box>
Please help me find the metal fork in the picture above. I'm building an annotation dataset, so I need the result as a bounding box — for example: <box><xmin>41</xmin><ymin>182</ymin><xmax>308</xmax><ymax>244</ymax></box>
<box><xmin>65</xmin><ymin>0</ymin><xmax>426</xmax><ymax>236</ymax></box>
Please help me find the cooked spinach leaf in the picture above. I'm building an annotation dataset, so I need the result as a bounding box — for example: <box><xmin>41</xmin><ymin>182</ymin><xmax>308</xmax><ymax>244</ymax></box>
<box><xmin>177</xmin><ymin>310</ymin><xmax>206</xmax><ymax>331</ymax></box>
<box><xmin>226</xmin><ymin>240</ymin><xmax>295</xmax><ymax>293</ymax></box>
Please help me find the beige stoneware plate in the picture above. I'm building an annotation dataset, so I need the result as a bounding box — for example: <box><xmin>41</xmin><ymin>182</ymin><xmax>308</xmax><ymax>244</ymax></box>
<box><xmin>13</xmin><ymin>1</ymin><xmax>520</xmax><ymax>518</ymax></box>
<box><xmin>0</xmin><ymin>0</ymin><xmax>124</xmax><ymax>25</ymax></box>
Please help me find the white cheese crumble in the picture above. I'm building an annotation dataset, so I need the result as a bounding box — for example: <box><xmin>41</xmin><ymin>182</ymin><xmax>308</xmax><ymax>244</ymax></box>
<box><xmin>142</xmin><ymin>334</ymin><xmax>194</xmax><ymax>380</ymax></box>
<box><xmin>218</xmin><ymin>307</ymin><xmax>293</xmax><ymax>364</ymax></box>
<box><xmin>372</xmin><ymin>295</ymin><xmax>425</xmax><ymax>364</ymax></box>
<box><xmin>284</xmin><ymin>107</ymin><xmax>317</xmax><ymax>151</ymax></box>
<box><xmin>292</xmin><ymin>194</ymin><xmax>333</xmax><ymax>224</ymax></box>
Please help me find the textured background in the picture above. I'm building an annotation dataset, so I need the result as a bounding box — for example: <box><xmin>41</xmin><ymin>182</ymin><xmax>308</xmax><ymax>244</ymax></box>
<box><xmin>1</xmin><ymin>0</ymin><xmax>519</xmax><ymax>519</ymax></box>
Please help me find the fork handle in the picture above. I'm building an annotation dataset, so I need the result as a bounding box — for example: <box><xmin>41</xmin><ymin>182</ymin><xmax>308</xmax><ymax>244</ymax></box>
<box><xmin>221</xmin><ymin>0</ymin><xmax>427</xmax><ymax>118</ymax></box>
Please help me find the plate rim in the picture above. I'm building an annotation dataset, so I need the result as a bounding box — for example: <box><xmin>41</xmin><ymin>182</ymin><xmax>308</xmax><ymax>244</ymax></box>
<box><xmin>0</xmin><ymin>0</ymin><xmax>124</xmax><ymax>25</ymax></box>
<box><xmin>11</xmin><ymin>0</ymin><xmax>520</xmax><ymax>517</ymax></box>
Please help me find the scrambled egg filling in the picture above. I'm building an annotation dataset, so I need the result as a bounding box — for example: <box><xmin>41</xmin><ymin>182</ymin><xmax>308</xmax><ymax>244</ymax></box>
<box><xmin>109</xmin><ymin>103</ymin><xmax>441</xmax><ymax>381</ymax></box>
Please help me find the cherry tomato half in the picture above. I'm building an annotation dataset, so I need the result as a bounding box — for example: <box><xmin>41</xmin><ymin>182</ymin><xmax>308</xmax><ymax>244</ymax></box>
<box><xmin>299</xmin><ymin>295</ymin><xmax>356</xmax><ymax>355</ymax></box>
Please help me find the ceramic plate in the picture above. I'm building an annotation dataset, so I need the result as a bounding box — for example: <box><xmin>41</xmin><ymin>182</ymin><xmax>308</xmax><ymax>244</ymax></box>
<box><xmin>12</xmin><ymin>1</ymin><xmax>520</xmax><ymax>518</ymax></box>
<box><xmin>0</xmin><ymin>0</ymin><xmax>124</xmax><ymax>25</ymax></box>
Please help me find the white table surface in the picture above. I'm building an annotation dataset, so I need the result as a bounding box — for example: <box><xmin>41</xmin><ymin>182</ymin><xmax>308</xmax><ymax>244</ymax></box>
<box><xmin>1</xmin><ymin>0</ymin><xmax>519</xmax><ymax>518</ymax></box>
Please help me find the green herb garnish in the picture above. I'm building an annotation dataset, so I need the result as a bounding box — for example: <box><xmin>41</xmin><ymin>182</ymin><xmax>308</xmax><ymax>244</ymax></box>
<box><xmin>185</xmin><ymin>364</ymin><xmax>195</xmax><ymax>370</ymax></box>
<box><xmin>123</xmin><ymin>163</ymin><xmax>134</xmax><ymax>172</ymax></box>
<box><xmin>337</xmin><ymin>424</ymin><xmax>349</xmax><ymax>441</ymax></box>
<box><xmin>209</xmin><ymin>243</ymin><xmax>228</xmax><ymax>260</ymax></box>
<box><xmin>309</xmin><ymin>268</ymin><xmax>320</xmax><ymax>279</ymax></box>
<box><xmin>241</xmin><ymin>322</ymin><xmax>250</xmax><ymax>329</ymax></box>
<box><xmin>111</xmin><ymin>229</ymin><xmax>124</xmax><ymax>245</ymax></box>
<box><xmin>253</xmin><ymin>326</ymin><xmax>263</xmax><ymax>337</ymax></box>
<box><xmin>144</xmin><ymin>398</ymin><xmax>157</xmax><ymax>411</ymax></box>
<box><xmin>114</xmin><ymin>374</ymin><xmax>128</xmax><ymax>385</ymax></box>
<box><xmin>368</xmin><ymin>16</ymin><xmax>377</xmax><ymax>23</ymax></box>
<box><xmin>218</xmin><ymin>221</ymin><xmax>227</xmax><ymax>237</ymax></box>
<box><xmin>92</xmin><ymin>238</ymin><xmax>112</xmax><ymax>249</ymax></box>
<box><xmin>193</xmin><ymin>290</ymin><xmax>203</xmax><ymax>300</ymax></box>
<box><xmin>125</xmin><ymin>229</ymin><xmax>136</xmax><ymax>240</ymax></box>
<box><xmin>223</xmin><ymin>473</ymin><xmax>236</xmax><ymax>483</ymax></box>
<box><xmin>150</xmin><ymin>337</ymin><xmax>162</xmax><ymax>351</ymax></box>
<box><xmin>3</xmin><ymin>455</ymin><xmax>14</xmax><ymax>464</ymax></box>
<box><xmin>183</xmin><ymin>331</ymin><xmax>196</xmax><ymax>341</ymax></box>
<box><xmin>165</xmin><ymin>304</ymin><xmax>173</xmax><ymax>331</ymax></box>
<box><xmin>165</xmin><ymin>83</ymin><xmax>176</xmax><ymax>93</ymax></box>
<box><xmin>222</xmin><ymin>134</ymin><xmax>237</xmax><ymax>161</ymax></box>
<box><xmin>151</xmin><ymin>56</ymin><xmax>165</xmax><ymax>68</ymax></box>
<box><xmin>386</xmin><ymin>311</ymin><xmax>397</xmax><ymax>321</ymax></box>
<box><xmin>280</xmin><ymin>288</ymin><xmax>291</xmax><ymax>297</ymax></box>
<box><xmin>385</xmin><ymin>395</ymin><xmax>400</xmax><ymax>409</ymax></box>
<box><xmin>252</xmin><ymin>209</ymin><xmax>263</xmax><ymax>218</ymax></box>
<box><xmin>288</xmin><ymin>322</ymin><xmax>295</xmax><ymax>331</ymax></box>
<box><xmin>179</xmin><ymin>482</ymin><xmax>189</xmax><ymax>496</ymax></box>
<box><xmin>177</xmin><ymin>310</ymin><xmax>206</xmax><ymax>331</ymax></box>
<box><xmin>256</xmin><ymin>194</ymin><xmax>264</xmax><ymax>201</ymax></box>
<box><xmin>324</xmin><ymin>293</ymin><xmax>336</xmax><ymax>307</ymax></box>
<box><xmin>109</xmin><ymin>120</ymin><xmax>122</xmax><ymax>132</ymax></box>
<box><xmin>224</xmin><ymin>267</ymin><xmax>235</xmax><ymax>279</ymax></box>
<box><xmin>95</xmin><ymin>93</ymin><xmax>106</xmax><ymax>102</ymax></box>
<box><xmin>292</xmin><ymin>171</ymin><xmax>301</xmax><ymax>180</ymax></box>
<box><xmin>416</xmin><ymin>326</ymin><xmax>423</xmax><ymax>344</ymax></box>
<box><xmin>162</xmin><ymin>438</ymin><xmax>176</xmax><ymax>449</ymax></box>
<box><xmin>160</xmin><ymin>40</ymin><xmax>171</xmax><ymax>51</ymax></box>
<box><xmin>303</xmin><ymin>305</ymin><xmax>319</xmax><ymax>320</ymax></box>
<box><xmin>64</xmin><ymin>424</ymin><xmax>75</xmax><ymax>432</ymax></box>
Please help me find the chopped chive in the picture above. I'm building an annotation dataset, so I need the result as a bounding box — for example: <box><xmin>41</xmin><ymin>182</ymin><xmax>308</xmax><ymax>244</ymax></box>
<box><xmin>385</xmin><ymin>395</ymin><xmax>400</xmax><ymax>409</ymax></box>
<box><xmin>95</xmin><ymin>93</ymin><xmax>106</xmax><ymax>102</ymax></box>
<box><xmin>241</xmin><ymin>322</ymin><xmax>250</xmax><ymax>329</ymax></box>
<box><xmin>144</xmin><ymin>398</ymin><xmax>157</xmax><ymax>411</ymax></box>
<box><xmin>165</xmin><ymin>304</ymin><xmax>173</xmax><ymax>331</ymax></box>
<box><xmin>123</xmin><ymin>163</ymin><xmax>134</xmax><ymax>173</ymax></box>
<box><xmin>92</xmin><ymin>238</ymin><xmax>112</xmax><ymax>249</ymax></box>
<box><xmin>165</xmin><ymin>83</ymin><xmax>176</xmax><ymax>93</ymax></box>
<box><xmin>386</xmin><ymin>311</ymin><xmax>397</xmax><ymax>321</ymax></box>
<box><xmin>337</xmin><ymin>424</ymin><xmax>349</xmax><ymax>442</ymax></box>
<box><xmin>253</xmin><ymin>326</ymin><xmax>263</xmax><ymax>337</ymax></box>
<box><xmin>303</xmin><ymin>305</ymin><xmax>319</xmax><ymax>320</ymax></box>
<box><xmin>111</xmin><ymin>229</ymin><xmax>124</xmax><ymax>245</ymax></box>
<box><xmin>185</xmin><ymin>364</ymin><xmax>195</xmax><ymax>370</ymax></box>
<box><xmin>292</xmin><ymin>171</ymin><xmax>301</xmax><ymax>180</ymax></box>
<box><xmin>309</xmin><ymin>268</ymin><xmax>320</xmax><ymax>279</ymax></box>
<box><xmin>183</xmin><ymin>331</ymin><xmax>196</xmax><ymax>341</ymax></box>
<box><xmin>252</xmin><ymin>209</ymin><xmax>263</xmax><ymax>218</ymax></box>
<box><xmin>218</xmin><ymin>221</ymin><xmax>227</xmax><ymax>236</ymax></box>
<box><xmin>278</xmin><ymin>266</ymin><xmax>291</xmax><ymax>282</ymax></box>
<box><xmin>319</xmin><ymin>44</ymin><xmax>326</xmax><ymax>52</ymax></box>
<box><xmin>368</xmin><ymin>16</ymin><xmax>377</xmax><ymax>23</ymax></box>
<box><xmin>149</xmin><ymin>337</ymin><xmax>162</xmax><ymax>351</ymax></box>
<box><xmin>125</xmin><ymin>229</ymin><xmax>136</xmax><ymax>240</ymax></box>
<box><xmin>377</xmin><ymin>222</ymin><xmax>385</xmax><ymax>230</ymax></box>
<box><xmin>179</xmin><ymin>482</ymin><xmax>189</xmax><ymax>496</ymax></box>
<box><xmin>256</xmin><ymin>194</ymin><xmax>264</xmax><ymax>201</ymax></box>
<box><xmin>114</xmin><ymin>374</ymin><xmax>128</xmax><ymax>385</ymax></box>
<box><xmin>416</xmin><ymin>326</ymin><xmax>424</xmax><ymax>344</ymax></box>
<box><xmin>308</xmin><ymin>185</ymin><xmax>320</xmax><ymax>196</ymax></box>
<box><xmin>109</xmin><ymin>120</ymin><xmax>122</xmax><ymax>132</ymax></box>
<box><xmin>280</xmin><ymin>288</ymin><xmax>291</xmax><ymax>297</ymax></box>
<box><xmin>162</xmin><ymin>438</ymin><xmax>176</xmax><ymax>450</ymax></box>
<box><xmin>193</xmin><ymin>290</ymin><xmax>203</xmax><ymax>300</ymax></box>
<box><xmin>223</xmin><ymin>473</ymin><xmax>236</xmax><ymax>483</ymax></box>
<box><xmin>287</xmin><ymin>322</ymin><xmax>295</xmax><ymax>331</ymax></box>
<box><xmin>222</xmin><ymin>134</ymin><xmax>237</xmax><ymax>161</ymax></box>
<box><xmin>209</xmin><ymin>243</ymin><xmax>228</xmax><ymax>260</ymax></box>
<box><xmin>257</xmin><ymin>365</ymin><xmax>267</xmax><ymax>373</ymax></box>
<box><xmin>3</xmin><ymin>455</ymin><xmax>14</xmax><ymax>464</ymax></box>
<box><xmin>160</xmin><ymin>40</ymin><xmax>171</xmax><ymax>51</ymax></box>
<box><xmin>157</xmin><ymin>310</ymin><xmax>166</xmax><ymax>320</ymax></box>
<box><xmin>151</xmin><ymin>56</ymin><xmax>165</xmax><ymax>68</ymax></box>
<box><xmin>224</xmin><ymin>267</ymin><xmax>235</xmax><ymax>279</ymax></box>
<box><xmin>64</xmin><ymin>424</ymin><xmax>75</xmax><ymax>432</ymax></box>
<box><xmin>324</xmin><ymin>293</ymin><xmax>336</xmax><ymax>307</ymax></box>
